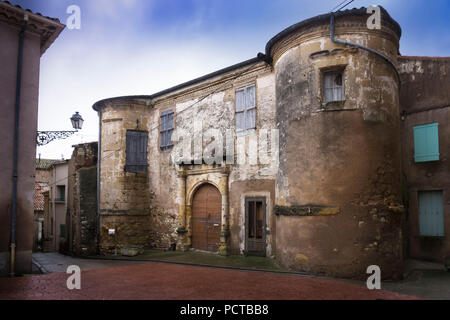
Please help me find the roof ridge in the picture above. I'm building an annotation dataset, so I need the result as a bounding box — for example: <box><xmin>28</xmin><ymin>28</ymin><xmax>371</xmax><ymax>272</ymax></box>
<box><xmin>1</xmin><ymin>0</ymin><xmax>61</xmax><ymax>22</ymax></box>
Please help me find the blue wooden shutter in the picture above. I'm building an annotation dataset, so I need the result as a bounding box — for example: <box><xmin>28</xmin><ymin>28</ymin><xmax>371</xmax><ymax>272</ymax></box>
<box><xmin>414</xmin><ymin>123</ymin><xmax>439</xmax><ymax>162</ymax></box>
<box><xmin>236</xmin><ymin>89</ymin><xmax>245</xmax><ymax>131</ymax></box>
<box><xmin>167</xmin><ymin>111</ymin><xmax>174</xmax><ymax>147</ymax></box>
<box><xmin>160</xmin><ymin>110</ymin><xmax>174</xmax><ymax>150</ymax></box>
<box><xmin>126</xmin><ymin>131</ymin><xmax>137</xmax><ymax>171</ymax></box>
<box><xmin>418</xmin><ymin>190</ymin><xmax>444</xmax><ymax>237</ymax></box>
<box><xmin>245</xmin><ymin>85</ymin><xmax>256</xmax><ymax>130</ymax></box>
<box><xmin>236</xmin><ymin>85</ymin><xmax>256</xmax><ymax>132</ymax></box>
<box><xmin>138</xmin><ymin>131</ymin><xmax>148</xmax><ymax>170</ymax></box>
<box><xmin>126</xmin><ymin>131</ymin><xmax>148</xmax><ymax>173</ymax></box>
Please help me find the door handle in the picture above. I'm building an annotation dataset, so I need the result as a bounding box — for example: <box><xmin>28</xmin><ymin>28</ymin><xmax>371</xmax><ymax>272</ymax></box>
<box><xmin>213</xmin><ymin>223</ymin><xmax>219</xmax><ymax>227</ymax></box>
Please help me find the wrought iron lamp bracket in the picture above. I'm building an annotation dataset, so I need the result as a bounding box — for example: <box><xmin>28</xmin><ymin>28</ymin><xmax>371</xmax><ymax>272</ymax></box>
<box><xmin>36</xmin><ymin>130</ymin><xmax>78</xmax><ymax>146</ymax></box>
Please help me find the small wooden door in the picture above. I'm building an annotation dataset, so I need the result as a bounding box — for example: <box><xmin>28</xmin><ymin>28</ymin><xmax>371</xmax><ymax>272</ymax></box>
<box><xmin>245</xmin><ymin>198</ymin><xmax>266</xmax><ymax>256</ymax></box>
<box><xmin>418</xmin><ymin>190</ymin><xmax>444</xmax><ymax>237</ymax></box>
<box><xmin>192</xmin><ymin>184</ymin><xmax>222</xmax><ymax>252</ymax></box>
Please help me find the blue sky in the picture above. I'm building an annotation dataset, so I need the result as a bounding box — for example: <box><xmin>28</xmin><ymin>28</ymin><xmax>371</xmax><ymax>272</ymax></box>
<box><xmin>12</xmin><ymin>0</ymin><xmax>450</xmax><ymax>159</ymax></box>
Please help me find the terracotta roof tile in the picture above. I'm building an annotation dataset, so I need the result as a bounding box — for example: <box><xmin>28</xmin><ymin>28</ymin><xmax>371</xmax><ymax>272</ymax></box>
<box><xmin>36</xmin><ymin>158</ymin><xmax>64</xmax><ymax>170</ymax></box>
<box><xmin>34</xmin><ymin>182</ymin><xmax>49</xmax><ymax>212</ymax></box>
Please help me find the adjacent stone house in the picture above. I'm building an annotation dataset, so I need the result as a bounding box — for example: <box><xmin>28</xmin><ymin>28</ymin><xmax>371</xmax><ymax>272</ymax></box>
<box><xmin>92</xmin><ymin>7</ymin><xmax>450</xmax><ymax>279</ymax></box>
<box><xmin>399</xmin><ymin>57</ymin><xmax>450</xmax><ymax>264</ymax></box>
<box><xmin>67</xmin><ymin>142</ymin><xmax>98</xmax><ymax>256</ymax></box>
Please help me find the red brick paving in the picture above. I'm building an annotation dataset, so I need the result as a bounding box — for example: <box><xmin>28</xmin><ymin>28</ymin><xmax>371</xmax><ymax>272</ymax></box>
<box><xmin>0</xmin><ymin>262</ymin><xmax>418</xmax><ymax>300</ymax></box>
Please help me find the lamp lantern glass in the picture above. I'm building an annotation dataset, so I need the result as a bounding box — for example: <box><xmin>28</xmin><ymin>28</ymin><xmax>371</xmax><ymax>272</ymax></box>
<box><xmin>70</xmin><ymin>112</ymin><xmax>84</xmax><ymax>130</ymax></box>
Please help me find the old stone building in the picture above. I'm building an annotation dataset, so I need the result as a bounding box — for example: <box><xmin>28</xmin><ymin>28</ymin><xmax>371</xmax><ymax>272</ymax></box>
<box><xmin>92</xmin><ymin>7</ymin><xmax>450</xmax><ymax>279</ymax></box>
<box><xmin>67</xmin><ymin>142</ymin><xmax>98</xmax><ymax>256</ymax></box>
<box><xmin>399</xmin><ymin>56</ymin><xmax>450</xmax><ymax>264</ymax></box>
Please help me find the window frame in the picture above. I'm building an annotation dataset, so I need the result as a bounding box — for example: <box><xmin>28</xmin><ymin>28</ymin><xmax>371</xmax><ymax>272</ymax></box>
<box><xmin>125</xmin><ymin>130</ymin><xmax>148</xmax><ymax>173</ymax></box>
<box><xmin>60</xmin><ymin>224</ymin><xmax>67</xmax><ymax>239</ymax></box>
<box><xmin>160</xmin><ymin>109</ymin><xmax>175</xmax><ymax>151</ymax></box>
<box><xmin>56</xmin><ymin>185</ymin><xmax>65</xmax><ymax>202</ymax></box>
<box><xmin>235</xmin><ymin>83</ymin><xmax>257</xmax><ymax>136</ymax></box>
<box><xmin>322</xmin><ymin>69</ymin><xmax>345</xmax><ymax>104</ymax></box>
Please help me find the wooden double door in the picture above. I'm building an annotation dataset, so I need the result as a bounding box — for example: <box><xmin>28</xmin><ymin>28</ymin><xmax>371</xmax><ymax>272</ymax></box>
<box><xmin>192</xmin><ymin>184</ymin><xmax>222</xmax><ymax>252</ymax></box>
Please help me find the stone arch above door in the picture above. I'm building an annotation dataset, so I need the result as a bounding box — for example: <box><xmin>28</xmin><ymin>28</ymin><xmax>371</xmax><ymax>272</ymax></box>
<box><xmin>187</xmin><ymin>180</ymin><xmax>222</xmax><ymax>206</ymax></box>
<box><xmin>176</xmin><ymin>164</ymin><xmax>230</xmax><ymax>255</ymax></box>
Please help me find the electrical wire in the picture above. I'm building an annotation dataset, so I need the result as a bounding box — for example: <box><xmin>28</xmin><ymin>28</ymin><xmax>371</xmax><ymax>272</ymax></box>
<box><xmin>330</xmin><ymin>0</ymin><xmax>350</xmax><ymax>12</ymax></box>
<box><xmin>331</xmin><ymin>0</ymin><xmax>356</xmax><ymax>13</ymax></box>
<box><xmin>144</xmin><ymin>61</ymin><xmax>267</xmax><ymax>136</ymax></box>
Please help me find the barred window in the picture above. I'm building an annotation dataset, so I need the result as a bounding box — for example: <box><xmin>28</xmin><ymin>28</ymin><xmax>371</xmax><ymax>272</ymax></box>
<box><xmin>126</xmin><ymin>130</ymin><xmax>148</xmax><ymax>173</ymax></box>
<box><xmin>236</xmin><ymin>84</ymin><xmax>256</xmax><ymax>134</ymax></box>
<box><xmin>160</xmin><ymin>110</ymin><xmax>174</xmax><ymax>150</ymax></box>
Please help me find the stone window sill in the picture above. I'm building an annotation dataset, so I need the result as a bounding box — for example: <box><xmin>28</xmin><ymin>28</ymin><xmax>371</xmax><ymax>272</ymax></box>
<box><xmin>323</xmin><ymin>100</ymin><xmax>346</xmax><ymax>111</ymax></box>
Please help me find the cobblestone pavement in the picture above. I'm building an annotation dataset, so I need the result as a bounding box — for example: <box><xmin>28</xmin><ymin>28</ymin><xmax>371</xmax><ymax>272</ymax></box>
<box><xmin>0</xmin><ymin>261</ymin><xmax>417</xmax><ymax>300</ymax></box>
<box><xmin>381</xmin><ymin>270</ymin><xmax>450</xmax><ymax>300</ymax></box>
<box><xmin>32</xmin><ymin>252</ymin><xmax>149</xmax><ymax>274</ymax></box>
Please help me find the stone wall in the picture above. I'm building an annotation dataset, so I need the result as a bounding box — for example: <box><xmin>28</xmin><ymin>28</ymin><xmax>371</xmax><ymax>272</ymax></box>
<box><xmin>399</xmin><ymin>57</ymin><xmax>450</xmax><ymax>263</ymax></box>
<box><xmin>96</xmin><ymin>62</ymin><xmax>277</xmax><ymax>255</ymax></box>
<box><xmin>89</xmin><ymin>8</ymin><xmax>450</xmax><ymax>279</ymax></box>
<box><xmin>271</xmin><ymin>10</ymin><xmax>403</xmax><ymax>279</ymax></box>
<box><xmin>68</xmin><ymin>142</ymin><xmax>98</xmax><ymax>256</ymax></box>
<box><xmin>98</xmin><ymin>104</ymin><xmax>177</xmax><ymax>254</ymax></box>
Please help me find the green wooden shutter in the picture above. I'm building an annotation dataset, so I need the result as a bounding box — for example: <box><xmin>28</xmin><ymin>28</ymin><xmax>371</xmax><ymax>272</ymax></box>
<box><xmin>414</xmin><ymin>123</ymin><xmax>439</xmax><ymax>162</ymax></box>
<box><xmin>418</xmin><ymin>190</ymin><xmax>444</xmax><ymax>237</ymax></box>
<box><xmin>60</xmin><ymin>224</ymin><xmax>67</xmax><ymax>239</ymax></box>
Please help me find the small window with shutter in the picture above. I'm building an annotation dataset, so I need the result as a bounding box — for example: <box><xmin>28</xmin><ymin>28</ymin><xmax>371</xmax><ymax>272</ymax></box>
<box><xmin>126</xmin><ymin>130</ymin><xmax>148</xmax><ymax>173</ymax></box>
<box><xmin>160</xmin><ymin>110</ymin><xmax>174</xmax><ymax>150</ymax></box>
<box><xmin>236</xmin><ymin>84</ymin><xmax>256</xmax><ymax>135</ymax></box>
<box><xmin>414</xmin><ymin>123</ymin><xmax>439</xmax><ymax>162</ymax></box>
<box><xmin>323</xmin><ymin>70</ymin><xmax>344</xmax><ymax>103</ymax></box>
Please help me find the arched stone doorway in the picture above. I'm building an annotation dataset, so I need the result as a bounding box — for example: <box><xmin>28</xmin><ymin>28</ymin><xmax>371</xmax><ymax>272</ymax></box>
<box><xmin>191</xmin><ymin>183</ymin><xmax>221</xmax><ymax>252</ymax></box>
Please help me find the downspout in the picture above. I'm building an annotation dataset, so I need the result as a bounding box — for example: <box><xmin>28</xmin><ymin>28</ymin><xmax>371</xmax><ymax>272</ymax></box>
<box><xmin>330</xmin><ymin>14</ymin><xmax>400</xmax><ymax>86</ymax></box>
<box><xmin>96</xmin><ymin>110</ymin><xmax>102</xmax><ymax>254</ymax></box>
<box><xmin>10</xmin><ymin>14</ymin><xmax>28</xmax><ymax>277</ymax></box>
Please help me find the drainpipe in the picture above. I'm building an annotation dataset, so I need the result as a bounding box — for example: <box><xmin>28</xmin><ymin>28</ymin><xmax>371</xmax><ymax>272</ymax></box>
<box><xmin>330</xmin><ymin>14</ymin><xmax>400</xmax><ymax>86</ymax></box>
<box><xmin>10</xmin><ymin>14</ymin><xmax>28</xmax><ymax>277</ymax></box>
<box><xmin>96</xmin><ymin>110</ymin><xmax>102</xmax><ymax>254</ymax></box>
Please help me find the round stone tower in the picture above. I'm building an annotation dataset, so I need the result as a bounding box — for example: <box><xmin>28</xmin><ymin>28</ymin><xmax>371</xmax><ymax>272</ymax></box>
<box><xmin>268</xmin><ymin>8</ymin><xmax>404</xmax><ymax>279</ymax></box>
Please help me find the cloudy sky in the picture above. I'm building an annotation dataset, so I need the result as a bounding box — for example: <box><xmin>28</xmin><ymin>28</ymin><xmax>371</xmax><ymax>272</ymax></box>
<box><xmin>12</xmin><ymin>0</ymin><xmax>450</xmax><ymax>159</ymax></box>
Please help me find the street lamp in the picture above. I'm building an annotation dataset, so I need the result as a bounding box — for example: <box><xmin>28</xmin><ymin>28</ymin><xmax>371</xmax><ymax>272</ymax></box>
<box><xmin>70</xmin><ymin>112</ymin><xmax>84</xmax><ymax>130</ymax></box>
<box><xmin>37</xmin><ymin>112</ymin><xmax>84</xmax><ymax>146</ymax></box>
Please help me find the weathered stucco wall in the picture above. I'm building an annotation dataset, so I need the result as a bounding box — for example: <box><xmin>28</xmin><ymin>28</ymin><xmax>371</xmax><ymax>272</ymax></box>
<box><xmin>272</xmin><ymin>12</ymin><xmax>403</xmax><ymax>279</ymax></box>
<box><xmin>0</xmin><ymin>23</ymin><xmax>41</xmax><ymax>274</ymax></box>
<box><xmin>399</xmin><ymin>57</ymin><xmax>450</xmax><ymax>263</ymax></box>
<box><xmin>0</xmin><ymin>1</ymin><xmax>64</xmax><ymax>275</ymax></box>
<box><xmin>97</xmin><ymin>62</ymin><xmax>277</xmax><ymax>255</ymax></box>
